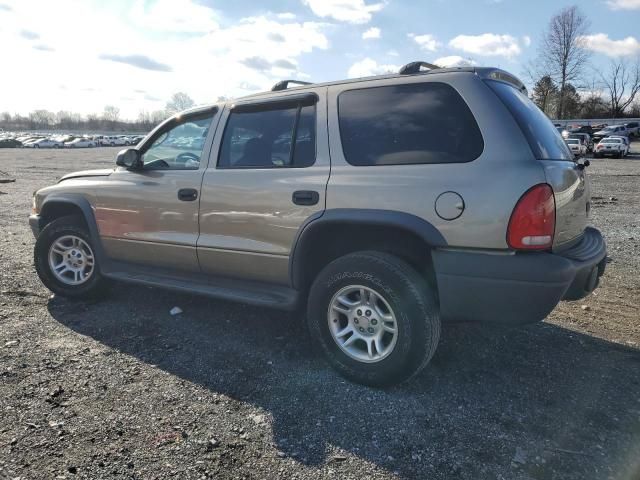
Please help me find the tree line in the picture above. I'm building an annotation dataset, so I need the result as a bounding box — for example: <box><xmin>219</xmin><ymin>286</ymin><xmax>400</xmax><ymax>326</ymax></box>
<box><xmin>0</xmin><ymin>92</ymin><xmax>196</xmax><ymax>132</ymax></box>
<box><xmin>528</xmin><ymin>5</ymin><xmax>640</xmax><ymax>120</ymax></box>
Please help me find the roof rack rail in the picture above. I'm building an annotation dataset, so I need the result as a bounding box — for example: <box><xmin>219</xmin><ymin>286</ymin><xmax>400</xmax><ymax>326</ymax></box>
<box><xmin>271</xmin><ymin>80</ymin><xmax>313</xmax><ymax>92</ymax></box>
<box><xmin>398</xmin><ymin>61</ymin><xmax>440</xmax><ymax>75</ymax></box>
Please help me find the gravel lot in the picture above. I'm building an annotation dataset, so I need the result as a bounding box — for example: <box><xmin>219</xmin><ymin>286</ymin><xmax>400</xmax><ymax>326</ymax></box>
<box><xmin>1</xmin><ymin>146</ymin><xmax>639</xmax><ymax>480</ymax></box>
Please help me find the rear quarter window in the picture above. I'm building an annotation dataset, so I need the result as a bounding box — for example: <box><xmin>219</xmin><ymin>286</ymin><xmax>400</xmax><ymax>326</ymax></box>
<box><xmin>338</xmin><ymin>82</ymin><xmax>484</xmax><ymax>166</ymax></box>
<box><xmin>487</xmin><ymin>80</ymin><xmax>573</xmax><ymax>161</ymax></box>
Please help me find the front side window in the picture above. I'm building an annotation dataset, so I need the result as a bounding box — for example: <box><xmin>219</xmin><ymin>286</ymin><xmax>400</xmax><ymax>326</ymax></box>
<box><xmin>218</xmin><ymin>103</ymin><xmax>316</xmax><ymax>169</ymax></box>
<box><xmin>338</xmin><ymin>82</ymin><xmax>484</xmax><ymax>166</ymax></box>
<box><xmin>141</xmin><ymin>112</ymin><xmax>214</xmax><ymax>170</ymax></box>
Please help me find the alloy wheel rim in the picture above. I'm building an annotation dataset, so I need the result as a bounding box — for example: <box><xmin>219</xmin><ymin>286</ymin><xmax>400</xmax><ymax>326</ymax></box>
<box><xmin>327</xmin><ymin>285</ymin><xmax>398</xmax><ymax>363</ymax></box>
<box><xmin>48</xmin><ymin>235</ymin><xmax>95</xmax><ymax>286</ymax></box>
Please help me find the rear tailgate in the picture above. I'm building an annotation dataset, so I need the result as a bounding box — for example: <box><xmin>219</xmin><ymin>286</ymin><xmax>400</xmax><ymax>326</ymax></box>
<box><xmin>486</xmin><ymin>80</ymin><xmax>589</xmax><ymax>248</ymax></box>
<box><xmin>539</xmin><ymin>160</ymin><xmax>590</xmax><ymax>248</ymax></box>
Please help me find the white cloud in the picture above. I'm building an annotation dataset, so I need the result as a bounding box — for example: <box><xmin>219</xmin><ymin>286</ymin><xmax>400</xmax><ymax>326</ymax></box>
<box><xmin>0</xmin><ymin>1</ymin><xmax>330</xmax><ymax>118</ymax></box>
<box><xmin>449</xmin><ymin>33</ymin><xmax>522</xmax><ymax>58</ymax></box>
<box><xmin>130</xmin><ymin>0</ymin><xmax>219</xmax><ymax>33</ymax></box>
<box><xmin>409</xmin><ymin>33</ymin><xmax>441</xmax><ymax>52</ymax></box>
<box><xmin>606</xmin><ymin>0</ymin><xmax>640</xmax><ymax>9</ymax></box>
<box><xmin>362</xmin><ymin>27</ymin><xmax>380</xmax><ymax>39</ymax></box>
<box><xmin>347</xmin><ymin>58</ymin><xmax>399</xmax><ymax>78</ymax></box>
<box><xmin>522</xmin><ymin>35</ymin><xmax>532</xmax><ymax>47</ymax></box>
<box><xmin>580</xmin><ymin>33</ymin><xmax>640</xmax><ymax>56</ymax></box>
<box><xmin>302</xmin><ymin>0</ymin><xmax>384</xmax><ymax>24</ymax></box>
<box><xmin>387</xmin><ymin>49</ymin><xmax>399</xmax><ymax>57</ymax></box>
<box><xmin>433</xmin><ymin>56</ymin><xmax>477</xmax><ymax>68</ymax></box>
<box><xmin>276</xmin><ymin>12</ymin><xmax>297</xmax><ymax>19</ymax></box>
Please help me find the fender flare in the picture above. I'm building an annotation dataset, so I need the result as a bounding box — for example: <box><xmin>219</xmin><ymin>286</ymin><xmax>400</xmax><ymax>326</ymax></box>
<box><xmin>289</xmin><ymin>208</ymin><xmax>447</xmax><ymax>289</ymax></box>
<box><xmin>40</xmin><ymin>194</ymin><xmax>106</xmax><ymax>267</ymax></box>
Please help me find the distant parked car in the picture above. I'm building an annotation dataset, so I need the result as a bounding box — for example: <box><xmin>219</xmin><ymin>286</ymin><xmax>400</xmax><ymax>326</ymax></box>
<box><xmin>569</xmin><ymin>125</ymin><xmax>594</xmax><ymax>136</ymax></box>
<box><xmin>64</xmin><ymin>138</ymin><xmax>96</xmax><ymax>148</ymax></box>
<box><xmin>565</xmin><ymin>138</ymin><xmax>586</xmax><ymax>157</ymax></box>
<box><xmin>26</xmin><ymin>138</ymin><xmax>64</xmax><ymax>148</ymax></box>
<box><xmin>568</xmin><ymin>133</ymin><xmax>593</xmax><ymax>152</ymax></box>
<box><xmin>0</xmin><ymin>138</ymin><xmax>22</xmax><ymax>148</ymax></box>
<box><xmin>100</xmin><ymin>136</ymin><xmax>128</xmax><ymax>146</ymax></box>
<box><xmin>593</xmin><ymin>125</ymin><xmax>628</xmax><ymax>143</ymax></box>
<box><xmin>625</xmin><ymin>122</ymin><xmax>639</xmax><ymax>137</ymax></box>
<box><xmin>594</xmin><ymin>137</ymin><xmax>629</xmax><ymax>158</ymax></box>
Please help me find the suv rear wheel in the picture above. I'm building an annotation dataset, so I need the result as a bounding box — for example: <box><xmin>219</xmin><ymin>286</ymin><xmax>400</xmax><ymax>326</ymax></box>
<box><xmin>307</xmin><ymin>251</ymin><xmax>440</xmax><ymax>387</ymax></box>
<box><xmin>34</xmin><ymin>215</ymin><xmax>105</xmax><ymax>298</ymax></box>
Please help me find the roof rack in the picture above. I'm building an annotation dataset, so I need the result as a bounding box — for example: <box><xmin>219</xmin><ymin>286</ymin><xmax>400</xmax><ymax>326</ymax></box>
<box><xmin>271</xmin><ymin>80</ymin><xmax>313</xmax><ymax>92</ymax></box>
<box><xmin>398</xmin><ymin>61</ymin><xmax>440</xmax><ymax>75</ymax></box>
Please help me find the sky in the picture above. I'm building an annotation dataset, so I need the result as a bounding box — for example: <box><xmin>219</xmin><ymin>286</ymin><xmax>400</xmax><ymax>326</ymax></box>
<box><xmin>0</xmin><ymin>0</ymin><xmax>639</xmax><ymax>120</ymax></box>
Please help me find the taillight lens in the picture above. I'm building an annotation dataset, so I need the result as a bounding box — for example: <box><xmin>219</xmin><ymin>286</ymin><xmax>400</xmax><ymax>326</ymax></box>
<box><xmin>507</xmin><ymin>184</ymin><xmax>555</xmax><ymax>250</ymax></box>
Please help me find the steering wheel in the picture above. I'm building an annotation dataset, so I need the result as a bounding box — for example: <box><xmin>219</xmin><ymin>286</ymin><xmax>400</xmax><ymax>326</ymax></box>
<box><xmin>176</xmin><ymin>152</ymin><xmax>200</xmax><ymax>165</ymax></box>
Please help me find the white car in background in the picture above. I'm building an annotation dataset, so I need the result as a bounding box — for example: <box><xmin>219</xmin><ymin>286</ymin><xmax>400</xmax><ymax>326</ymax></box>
<box><xmin>594</xmin><ymin>137</ymin><xmax>629</xmax><ymax>158</ymax></box>
<box><xmin>26</xmin><ymin>138</ymin><xmax>64</xmax><ymax>148</ymax></box>
<box><xmin>100</xmin><ymin>136</ymin><xmax>128</xmax><ymax>146</ymax></box>
<box><xmin>565</xmin><ymin>138</ymin><xmax>587</xmax><ymax>157</ymax></box>
<box><xmin>64</xmin><ymin>138</ymin><xmax>97</xmax><ymax>148</ymax></box>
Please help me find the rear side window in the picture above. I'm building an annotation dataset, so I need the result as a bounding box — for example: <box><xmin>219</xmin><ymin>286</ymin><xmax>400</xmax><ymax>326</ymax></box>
<box><xmin>338</xmin><ymin>82</ymin><xmax>483</xmax><ymax>166</ymax></box>
<box><xmin>218</xmin><ymin>104</ymin><xmax>316</xmax><ymax>169</ymax></box>
<box><xmin>487</xmin><ymin>80</ymin><xmax>572</xmax><ymax>161</ymax></box>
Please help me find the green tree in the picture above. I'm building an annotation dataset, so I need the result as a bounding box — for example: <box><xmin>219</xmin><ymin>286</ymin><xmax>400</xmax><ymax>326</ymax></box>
<box><xmin>531</xmin><ymin>75</ymin><xmax>558</xmax><ymax>115</ymax></box>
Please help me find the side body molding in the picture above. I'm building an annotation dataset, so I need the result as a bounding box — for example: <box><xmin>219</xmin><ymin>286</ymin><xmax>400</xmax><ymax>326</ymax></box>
<box><xmin>40</xmin><ymin>194</ymin><xmax>106</xmax><ymax>268</ymax></box>
<box><xmin>289</xmin><ymin>208</ymin><xmax>447</xmax><ymax>289</ymax></box>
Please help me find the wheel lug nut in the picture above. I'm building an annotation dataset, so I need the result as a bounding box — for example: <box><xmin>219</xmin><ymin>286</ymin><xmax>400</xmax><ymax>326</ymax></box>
<box><xmin>354</xmin><ymin>318</ymin><xmax>359</xmax><ymax>324</ymax></box>
<box><xmin>371</xmin><ymin>319</ymin><xmax>377</xmax><ymax>325</ymax></box>
<box><xmin>359</xmin><ymin>327</ymin><xmax>364</xmax><ymax>332</ymax></box>
<box><xmin>357</xmin><ymin>309</ymin><xmax>362</xmax><ymax>316</ymax></box>
<box><xmin>365</xmin><ymin>310</ymin><xmax>371</xmax><ymax>316</ymax></box>
<box><xmin>368</xmin><ymin>327</ymin><xmax>374</xmax><ymax>333</ymax></box>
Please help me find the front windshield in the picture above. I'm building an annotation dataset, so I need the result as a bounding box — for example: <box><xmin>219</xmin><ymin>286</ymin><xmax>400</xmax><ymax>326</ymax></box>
<box><xmin>566</xmin><ymin>139</ymin><xmax>579</xmax><ymax>144</ymax></box>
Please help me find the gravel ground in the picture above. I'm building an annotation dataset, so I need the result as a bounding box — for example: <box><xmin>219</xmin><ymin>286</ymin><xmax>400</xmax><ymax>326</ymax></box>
<box><xmin>0</xmin><ymin>146</ymin><xmax>639</xmax><ymax>480</ymax></box>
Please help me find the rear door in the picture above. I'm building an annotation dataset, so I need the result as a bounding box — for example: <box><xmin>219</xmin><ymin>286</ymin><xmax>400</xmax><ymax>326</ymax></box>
<box><xmin>197</xmin><ymin>91</ymin><xmax>330</xmax><ymax>285</ymax></box>
<box><xmin>486</xmin><ymin>80</ymin><xmax>590</xmax><ymax>249</ymax></box>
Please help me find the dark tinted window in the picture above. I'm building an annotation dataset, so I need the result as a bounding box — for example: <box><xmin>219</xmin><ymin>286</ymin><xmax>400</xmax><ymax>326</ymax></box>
<box><xmin>487</xmin><ymin>80</ymin><xmax>572</xmax><ymax>161</ymax></box>
<box><xmin>218</xmin><ymin>104</ymin><xmax>316</xmax><ymax>168</ymax></box>
<box><xmin>338</xmin><ymin>82</ymin><xmax>483</xmax><ymax>166</ymax></box>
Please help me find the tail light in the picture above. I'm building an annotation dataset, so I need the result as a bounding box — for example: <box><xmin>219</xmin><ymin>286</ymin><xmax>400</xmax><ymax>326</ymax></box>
<box><xmin>507</xmin><ymin>184</ymin><xmax>555</xmax><ymax>250</ymax></box>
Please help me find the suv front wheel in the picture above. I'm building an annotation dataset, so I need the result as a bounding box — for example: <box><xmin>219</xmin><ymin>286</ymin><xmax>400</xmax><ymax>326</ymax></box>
<box><xmin>34</xmin><ymin>215</ymin><xmax>105</xmax><ymax>298</ymax></box>
<box><xmin>307</xmin><ymin>251</ymin><xmax>440</xmax><ymax>387</ymax></box>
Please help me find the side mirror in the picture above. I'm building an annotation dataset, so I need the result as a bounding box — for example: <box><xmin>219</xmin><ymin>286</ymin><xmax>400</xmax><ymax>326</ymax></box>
<box><xmin>116</xmin><ymin>148</ymin><xmax>142</xmax><ymax>170</ymax></box>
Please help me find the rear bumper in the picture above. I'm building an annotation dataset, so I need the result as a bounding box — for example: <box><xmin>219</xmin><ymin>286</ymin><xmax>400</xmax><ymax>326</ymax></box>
<box><xmin>432</xmin><ymin>227</ymin><xmax>606</xmax><ymax>325</ymax></box>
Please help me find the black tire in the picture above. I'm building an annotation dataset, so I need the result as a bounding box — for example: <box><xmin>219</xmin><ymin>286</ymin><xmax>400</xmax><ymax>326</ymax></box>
<box><xmin>307</xmin><ymin>251</ymin><xmax>440</xmax><ymax>387</ymax></box>
<box><xmin>34</xmin><ymin>215</ymin><xmax>105</xmax><ymax>299</ymax></box>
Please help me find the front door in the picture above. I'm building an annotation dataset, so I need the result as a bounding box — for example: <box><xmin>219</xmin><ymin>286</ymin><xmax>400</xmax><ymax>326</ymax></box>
<box><xmin>197</xmin><ymin>92</ymin><xmax>330</xmax><ymax>285</ymax></box>
<box><xmin>95</xmin><ymin>107</ymin><xmax>220</xmax><ymax>272</ymax></box>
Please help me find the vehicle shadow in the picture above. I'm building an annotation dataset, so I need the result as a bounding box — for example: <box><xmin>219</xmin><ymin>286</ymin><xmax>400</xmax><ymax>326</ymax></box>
<box><xmin>48</xmin><ymin>284</ymin><xmax>640</xmax><ymax>479</ymax></box>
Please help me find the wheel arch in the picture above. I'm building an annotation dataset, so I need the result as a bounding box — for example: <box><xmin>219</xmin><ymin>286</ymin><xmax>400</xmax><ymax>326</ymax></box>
<box><xmin>289</xmin><ymin>209</ymin><xmax>447</xmax><ymax>292</ymax></box>
<box><xmin>39</xmin><ymin>194</ymin><xmax>106</xmax><ymax>265</ymax></box>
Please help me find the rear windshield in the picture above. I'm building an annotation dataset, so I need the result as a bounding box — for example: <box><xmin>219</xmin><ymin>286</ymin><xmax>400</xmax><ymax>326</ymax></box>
<box><xmin>486</xmin><ymin>80</ymin><xmax>573</xmax><ymax>161</ymax></box>
<box><xmin>566</xmin><ymin>139</ymin><xmax>579</xmax><ymax>144</ymax></box>
<box><xmin>602</xmin><ymin>138</ymin><xmax>621</xmax><ymax>144</ymax></box>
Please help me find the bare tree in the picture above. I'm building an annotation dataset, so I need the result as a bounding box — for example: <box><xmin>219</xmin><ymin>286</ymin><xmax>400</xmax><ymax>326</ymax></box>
<box><xmin>102</xmin><ymin>105</ymin><xmax>120</xmax><ymax>122</ymax></box>
<box><xmin>599</xmin><ymin>57</ymin><xmax>640</xmax><ymax>118</ymax></box>
<box><xmin>166</xmin><ymin>92</ymin><xmax>195</xmax><ymax>114</ymax></box>
<box><xmin>538</xmin><ymin>5</ymin><xmax>591</xmax><ymax>119</ymax></box>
